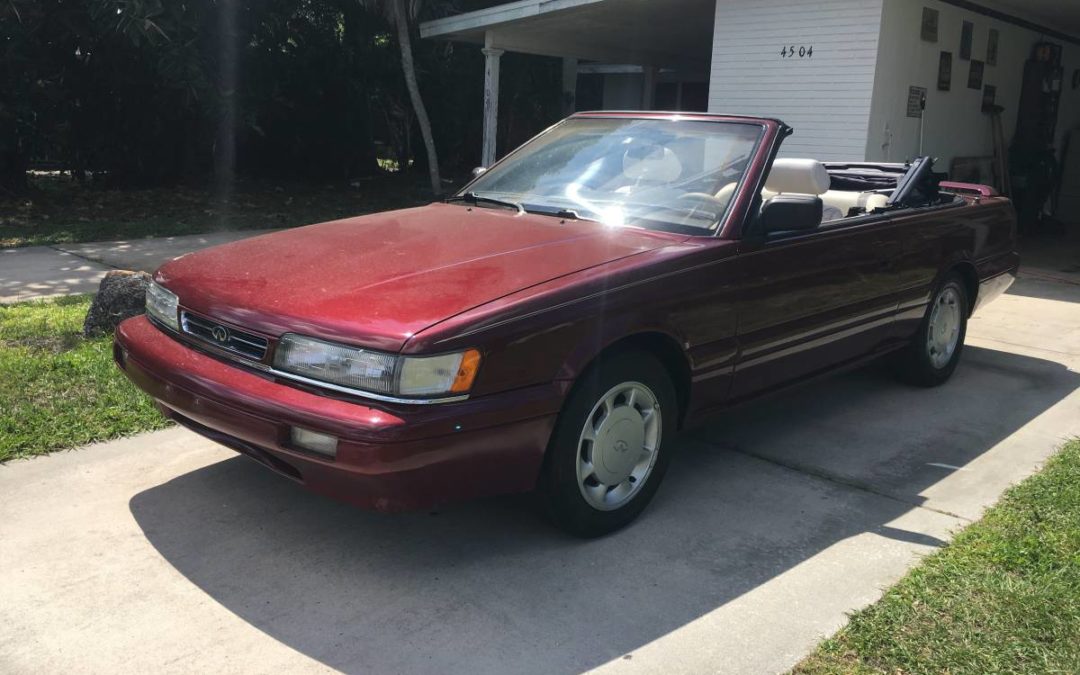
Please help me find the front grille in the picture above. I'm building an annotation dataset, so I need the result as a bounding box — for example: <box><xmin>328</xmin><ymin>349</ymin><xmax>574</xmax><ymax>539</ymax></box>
<box><xmin>180</xmin><ymin>311</ymin><xmax>269</xmax><ymax>361</ymax></box>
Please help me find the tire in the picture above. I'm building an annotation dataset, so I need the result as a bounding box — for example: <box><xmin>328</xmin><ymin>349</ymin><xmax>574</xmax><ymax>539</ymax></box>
<box><xmin>895</xmin><ymin>273</ymin><xmax>969</xmax><ymax>387</ymax></box>
<box><xmin>541</xmin><ymin>349</ymin><xmax>678</xmax><ymax>537</ymax></box>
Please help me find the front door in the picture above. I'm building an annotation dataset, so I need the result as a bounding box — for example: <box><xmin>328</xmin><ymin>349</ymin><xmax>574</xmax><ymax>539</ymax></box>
<box><xmin>728</xmin><ymin>221</ymin><xmax>901</xmax><ymax>401</ymax></box>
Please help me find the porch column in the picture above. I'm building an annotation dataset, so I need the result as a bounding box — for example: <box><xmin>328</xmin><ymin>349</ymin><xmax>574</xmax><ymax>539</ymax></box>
<box><xmin>642</xmin><ymin>66</ymin><xmax>658</xmax><ymax>110</ymax></box>
<box><xmin>481</xmin><ymin>32</ymin><xmax>503</xmax><ymax>168</ymax></box>
<box><xmin>561</xmin><ymin>58</ymin><xmax>578</xmax><ymax>116</ymax></box>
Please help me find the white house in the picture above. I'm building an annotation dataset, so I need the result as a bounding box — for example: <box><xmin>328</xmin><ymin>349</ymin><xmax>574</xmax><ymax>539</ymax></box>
<box><xmin>422</xmin><ymin>0</ymin><xmax>1080</xmax><ymax>216</ymax></box>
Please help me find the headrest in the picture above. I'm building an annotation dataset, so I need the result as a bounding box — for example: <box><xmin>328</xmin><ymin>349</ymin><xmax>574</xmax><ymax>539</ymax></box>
<box><xmin>765</xmin><ymin>158</ymin><xmax>830</xmax><ymax>195</ymax></box>
<box><xmin>623</xmin><ymin>145</ymin><xmax>682</xmax><ymax>183</ymax></box>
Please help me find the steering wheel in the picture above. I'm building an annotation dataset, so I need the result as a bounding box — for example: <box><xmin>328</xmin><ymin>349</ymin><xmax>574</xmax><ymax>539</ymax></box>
<box><xmin>677</xmin><ymin>192</ymin><xmax>728</xmax><ymax>207</ymax></box>
<box><xmin>662</xmin><ymin>192</ymin><xmax>724</xmax><ymax>224</ymax></box>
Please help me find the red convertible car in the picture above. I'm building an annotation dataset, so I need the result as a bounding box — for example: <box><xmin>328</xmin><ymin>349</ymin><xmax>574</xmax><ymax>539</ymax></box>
<box><xmin>115</xmin><ymin>112</ymin><xmax>1018</xmax><ymax>536</ymax></box>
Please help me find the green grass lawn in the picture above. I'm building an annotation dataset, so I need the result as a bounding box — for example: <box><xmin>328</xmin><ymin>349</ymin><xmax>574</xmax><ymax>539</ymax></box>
<box><xmin>0</xmin><ymin>295</ymin><xmax>169</xmax><ymax>461</ymax></box>
<box><xmin>795</xmin><ymin>439</ymin><xmax>1080</xmax><ymax>674</ymax></box>
<box><xmin>1</xmin><ymin>174</ymin><xmax>435</xmax><ymax>248</ymax></box>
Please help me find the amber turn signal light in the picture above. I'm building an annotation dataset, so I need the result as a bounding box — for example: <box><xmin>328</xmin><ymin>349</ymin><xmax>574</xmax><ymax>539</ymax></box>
<box><xmin>450</xmin><ymin>349</ymin><xmax>482</xmax><ymax>393</ymax></box>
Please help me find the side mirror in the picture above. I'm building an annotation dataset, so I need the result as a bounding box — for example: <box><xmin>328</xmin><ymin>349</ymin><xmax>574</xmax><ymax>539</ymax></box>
<box><xmin>471</xmin><ymin>166</ymin><xmax>488</xmax><ymax>178</ymax></box>
<box><xmin>759</xmin><ymin>194</ymin><xmax>823</xmax><ymax>234</ymax></box>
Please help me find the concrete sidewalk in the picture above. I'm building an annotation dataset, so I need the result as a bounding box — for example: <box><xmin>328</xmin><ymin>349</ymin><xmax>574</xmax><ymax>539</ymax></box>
<box><xmin>1</xmin><ymin>230</ymin><xmax>275</xmax><ymax>304</ymax></box>
<box><xmin>54</xmin><ymin>230</ymin><xmax>279</xmax><ymax>274</ymax></box>
<box><xmin>1</xmin><ymin>275</ymin><xmax>1078</xmax><ymax>674</ymax></box>
<box><xmin>0</xmin><ymin>246</ymin><xmax>111</xmax><ymax>303</ymax></box>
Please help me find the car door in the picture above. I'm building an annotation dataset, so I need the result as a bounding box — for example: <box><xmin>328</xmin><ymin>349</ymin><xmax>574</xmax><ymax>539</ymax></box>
<box><xmin>727</xmin><ymin>220</ymin><xmax>902</xmax><ymax>401</ymax></box>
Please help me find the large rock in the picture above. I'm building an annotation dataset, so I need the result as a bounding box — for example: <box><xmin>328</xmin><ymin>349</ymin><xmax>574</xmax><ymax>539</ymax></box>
<box><xmin>83</xmin><ymin>270</ymin><xmax>151</xmax><ymax>337</ymax></box>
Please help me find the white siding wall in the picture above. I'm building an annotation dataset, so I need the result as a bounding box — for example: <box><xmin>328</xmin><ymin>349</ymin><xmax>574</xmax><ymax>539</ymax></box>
<box><xmin>867</xmin><ymin>0</ymin><xmax>1080</xmax><ymax>169</ymax></box>
<box><xmin>708</xmin><ymin>0</ymin><xmax>885</xmax><ymax>161</ymax></box>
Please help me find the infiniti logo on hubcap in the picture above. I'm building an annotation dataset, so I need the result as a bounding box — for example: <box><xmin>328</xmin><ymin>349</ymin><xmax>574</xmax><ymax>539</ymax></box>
<box><xmin>211</xmin><ymin>326</ymin><xmax>229</xmax><ymax>343</ymax></box>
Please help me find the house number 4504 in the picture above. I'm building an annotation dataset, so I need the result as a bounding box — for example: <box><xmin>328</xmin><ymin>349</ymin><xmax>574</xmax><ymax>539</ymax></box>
<box><xmin>780</xmin><ymin>45</ymin><xmax>813</xmax><ymax>58</ymax></box>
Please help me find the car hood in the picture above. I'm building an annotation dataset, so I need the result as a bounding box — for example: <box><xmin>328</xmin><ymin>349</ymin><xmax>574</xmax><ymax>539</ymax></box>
<box><xmin>156</xmin><ymin>203</ymin><xmax>682</xmax><ymax>352</ymax></box>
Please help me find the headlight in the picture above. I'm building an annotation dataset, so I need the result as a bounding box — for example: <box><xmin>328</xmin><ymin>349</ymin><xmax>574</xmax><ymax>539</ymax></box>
<box><xmin>146</xmin><ymin>281</ymin><xmax>179</xmax><ymax>331</ymax></box>
<box><xmin>273</xmin><ymin>334</ymin><xmax>398</xmax><ymax>395</ymax></box>
<box><xmin>273</xmin><ymin>333</ymin><xmax>481</xmax><ymax>400</ymax></box>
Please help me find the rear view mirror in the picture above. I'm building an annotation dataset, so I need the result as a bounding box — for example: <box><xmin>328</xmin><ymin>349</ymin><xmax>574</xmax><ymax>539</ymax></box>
<box><xmin>471</xmin><ymin>166</ymin><xmax>488</xmax><ymax>178</ymax></box>
<box><xmin>759</xmin><ymin>195</ymin><xmax>823</xmax><ymax>234</ymax></box>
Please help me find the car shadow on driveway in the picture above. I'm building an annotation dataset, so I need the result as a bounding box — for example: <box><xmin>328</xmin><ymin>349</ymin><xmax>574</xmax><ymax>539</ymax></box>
<box><xmin>1007</xmin><ymin>275</ymin><xmax>1080</xmax><ymax>303</ymax></box>
<box><xmin>129</xmin><ymin>346</ymin><xmax>1078</xmax><ymax>674</ymax></box>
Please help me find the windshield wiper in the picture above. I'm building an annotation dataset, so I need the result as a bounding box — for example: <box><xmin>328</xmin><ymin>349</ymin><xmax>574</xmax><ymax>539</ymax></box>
<box><xmin>445</xmin><ymin>192</ymin><xmax>524</xmax><ymax>214</ymax></box>
<box><xmin>522</xmin><ymin>205</ymin><xmax>599</xmax><ymax>223</ymax></box>
<box><xmin>448</xmin><ymin>192</ymin><xmax>603</xmax><ymax>223</ymax></box>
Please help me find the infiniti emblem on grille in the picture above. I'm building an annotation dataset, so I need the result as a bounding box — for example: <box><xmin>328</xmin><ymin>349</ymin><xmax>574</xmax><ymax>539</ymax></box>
<box><xmin>211</xmin><ymin>326</ymin><xmax>229</xmax><ymax>343</ymax></box>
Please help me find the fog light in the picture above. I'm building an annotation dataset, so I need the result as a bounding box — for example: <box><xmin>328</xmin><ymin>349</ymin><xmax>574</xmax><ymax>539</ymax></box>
<box><xmin>290</xmin><ymin>427</ymin><xmax>338</xmax><ymax>459</ymax></box>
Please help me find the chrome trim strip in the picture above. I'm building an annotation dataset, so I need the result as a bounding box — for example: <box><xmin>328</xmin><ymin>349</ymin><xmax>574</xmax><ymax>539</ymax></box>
<box><xmin>147</xmin><ymin>315</ymin><xmax>469</xmax><ymax>406</ymax></box>
<box><xmin>266</xmin><ymin>368</ymin><xmax>471</xmax><ymax>405</ymax></box>
<box><xmin>229</xmin><ymin>334</ymin><xmax>266</xmax><ymax>348</ymax></box>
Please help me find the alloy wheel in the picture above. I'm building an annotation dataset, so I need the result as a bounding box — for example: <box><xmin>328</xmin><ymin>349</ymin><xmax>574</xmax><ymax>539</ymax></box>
<box><xmin>927</xmin><ymin>286</ymin><xmax>962</xmax><ymax>369</ymax></box>
<box><xmin>576</xmin><ymin>381</ymin><xmax>662</xmax><ymax>511</ymax></box>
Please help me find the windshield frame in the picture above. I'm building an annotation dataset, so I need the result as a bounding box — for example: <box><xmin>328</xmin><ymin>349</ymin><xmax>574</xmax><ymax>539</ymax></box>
<box><xmin>452</xmin><ymin>113</ymin><xmax>775</xmax><ymax>237</ymax></box>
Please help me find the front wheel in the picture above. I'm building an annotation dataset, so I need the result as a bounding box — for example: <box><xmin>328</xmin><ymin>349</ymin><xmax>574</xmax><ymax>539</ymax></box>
<box><xmin>541</xmin><ymin>350</ymin><xmax>677</xmax><ymax>537</ymax></box>
<box><xmin>895</xmin><ymin>273</ymin><xmax>969</xmax><ymax>387</ymax></box>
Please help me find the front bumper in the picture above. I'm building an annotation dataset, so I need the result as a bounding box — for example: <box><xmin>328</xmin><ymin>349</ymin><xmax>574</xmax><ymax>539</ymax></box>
<box><xmin>115</xmin><ymin>315</ymin><xmax>561</xmax><ymax>511</ymax></box>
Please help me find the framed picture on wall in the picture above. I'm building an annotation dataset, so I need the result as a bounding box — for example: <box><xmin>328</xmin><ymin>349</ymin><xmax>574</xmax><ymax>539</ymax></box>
<box><xmin>938</xmin><ymin>51</ymin><xmax>953</xmax><ymax>91</ymax></box>
<box><xmin>922</xmin><ymin>7</ymin><xmax>940</xmax><ymax>42</ymax></box>
<box><xmin>982</xmin><ymin>84</ymin><xmax>997</xmax><ymax>111</ymax></box>
<box><xmin>968</xmin><ymin>60</ymin><xmax>985</xmax><ymax>90</ymax></box>
<box><xmin>960</xmin><ymin>21</ymin><xmax>974</xmax><ymax>60</ymax></box>
<box><xmin>987</xmin><ymin>29</ymin><xmax>999</xmax><ymax>66</ymax></box>
<box><xmin>907</xmin><ymin>86</ymin><xmax>928</xmax><ymax>118</ymax></box>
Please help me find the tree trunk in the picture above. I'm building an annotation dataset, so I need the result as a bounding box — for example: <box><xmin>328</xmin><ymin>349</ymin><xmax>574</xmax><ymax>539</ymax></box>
<box><xmin>390</xmin><ymin>0</ymin><xmax>442</xmax><ymax>195</ymax></box>
<box><xmin>214</xmin><ymin>0</ymin><xmax>239</xmax><ymax>203</ymax></box>
<box><xmin>0</xmin><ymin>145</ymin><xmax>29</xmax><ymax>195</ymax></box>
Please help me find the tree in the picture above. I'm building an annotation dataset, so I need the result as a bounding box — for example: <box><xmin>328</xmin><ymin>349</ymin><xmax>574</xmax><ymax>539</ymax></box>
<box><xmin>361</xmin><ymin>0</ymin><xmax>442</xmax><ymax>195</ymax></box>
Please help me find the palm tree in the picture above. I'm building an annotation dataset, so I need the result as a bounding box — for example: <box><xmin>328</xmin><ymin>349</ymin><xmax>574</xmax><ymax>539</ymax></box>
<box><xmin>362</xmin><ymin>0</ymin><xmax>442</xmax><ymax>195</ymax></box>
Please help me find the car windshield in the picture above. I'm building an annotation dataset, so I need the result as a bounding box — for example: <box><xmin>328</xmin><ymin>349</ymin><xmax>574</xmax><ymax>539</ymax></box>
<box><xmin>460</xmin><ymin>117</ymin><xmax>764</xmax><ymax>232</ymax></box>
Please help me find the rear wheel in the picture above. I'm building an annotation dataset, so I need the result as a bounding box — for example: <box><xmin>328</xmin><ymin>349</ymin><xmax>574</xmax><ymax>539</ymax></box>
<box><xmin>895</xmin><ymin>273</ymin><xmax>969</xmax><ymax>387</ymax></box>
<box><xmin>541</xmin><ymin>350</ymin><xmax>677</xmax><ymax>537</ymax></box>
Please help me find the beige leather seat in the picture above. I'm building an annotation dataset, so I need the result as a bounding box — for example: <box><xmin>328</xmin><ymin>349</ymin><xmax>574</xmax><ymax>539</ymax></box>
<box><xmin>763</xmin><ymin>158</ymin><xmax>831</xmax><ymax>195</ymax></box>
<box><xmin>821</xmin><ymin>190</ymin><xmax>889</xmax><ymax>218</ymax></box>
<box><xmin>761</xmin><ymin>158</ymin><xmax>841</xmax><ymax>222</ymax></box>
<box><xmin>864</xmin><ymin>193</ymin><xmax>889</xmax><ymax>211</ymax></box>
<box><xmin>714</xmin><ymin>158</ymin><xmax>889</xmax><ymax>222</ymax></box>
<box><xmin>713</xmin><ymin>158</ymin><xmax>830</xmax><ymax>205</ymax></box>
<box><xmin>765</xmin><ymin>159</ymin><xmax>890</xmax><ymax>220</ymax></box>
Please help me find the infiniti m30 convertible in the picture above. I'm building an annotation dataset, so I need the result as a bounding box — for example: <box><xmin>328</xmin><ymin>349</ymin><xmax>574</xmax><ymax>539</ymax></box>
<box><xmin>116</xmin><ymin>112</ymin><xmax>1018</xmax><ymax>536</ymax></box>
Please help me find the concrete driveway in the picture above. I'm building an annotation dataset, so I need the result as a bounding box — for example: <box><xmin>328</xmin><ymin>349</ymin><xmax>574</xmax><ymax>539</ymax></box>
<box><xmin>53</xmin><ymin>230</ymin><xmax>280</xmax><ymax>274</ymax></box>
<box><xmin>2</xmin><ymin>275</ymin><xmax>1078</xmax><ymax>674</ymax></box>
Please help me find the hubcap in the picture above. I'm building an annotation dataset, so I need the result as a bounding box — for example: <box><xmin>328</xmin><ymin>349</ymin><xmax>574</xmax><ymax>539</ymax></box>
<box><xmin>576</xmin><ymin>382</ymin><xmax>662</xmax><ymax>511</ymax></box>
<box><xmin>927</xmin><ymin>286</ymin><xmax>962</xmax><ymax>369</ymax></box>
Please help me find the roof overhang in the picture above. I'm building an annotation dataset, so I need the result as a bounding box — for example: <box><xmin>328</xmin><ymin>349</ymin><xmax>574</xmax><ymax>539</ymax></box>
<box><xmin>953</xmin><ymin>0</ymin><xmax>1080</xmax><ymax>44</ymax></box>
<box><xmin>420</xmin><ymin>0</ymin><xmax>716</xmax><ymax>70</ymax></box>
